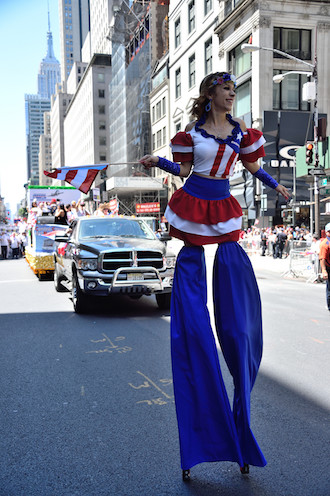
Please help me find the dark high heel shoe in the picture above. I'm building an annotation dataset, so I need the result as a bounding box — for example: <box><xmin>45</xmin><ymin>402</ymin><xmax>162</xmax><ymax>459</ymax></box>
<box><xmin>240</xmin><ymin>463</ymin><xmax>249</xmax><ymax>474</ymax></box>
<box><xmin>182</xmin><ymin>469</ymin><xmax>191</xmax><ymax>481</ymax></box>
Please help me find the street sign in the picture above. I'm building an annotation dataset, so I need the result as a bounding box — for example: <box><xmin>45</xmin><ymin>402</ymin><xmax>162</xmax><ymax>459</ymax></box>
<box><xmin>319</xmin><ymin>178</ymin><xmax>328</xmax><ymax>187</ymax></box>
<box><xmin>308</xmin><ymin>168</ymin><xmax>326</xmax><ymax>176</ymax></box>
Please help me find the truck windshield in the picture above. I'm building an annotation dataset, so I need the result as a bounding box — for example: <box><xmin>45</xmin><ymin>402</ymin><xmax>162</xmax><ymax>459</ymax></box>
<box><xmin>79</xmin><ymin>218</ymin><xmax>156</xmax><ymax>240</ymax></box>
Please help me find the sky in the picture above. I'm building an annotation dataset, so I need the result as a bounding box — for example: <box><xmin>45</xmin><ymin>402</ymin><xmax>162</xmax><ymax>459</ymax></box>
<box><xmin>0</xmin><ymin>0</ymin><xmax>60</xmax><ymax>215</ymax></box>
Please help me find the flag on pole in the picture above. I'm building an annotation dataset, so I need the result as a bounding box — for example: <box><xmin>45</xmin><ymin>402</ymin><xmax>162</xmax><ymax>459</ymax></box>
<box><xmin>44</xmin><ymin>164</ymin><xmax>109</xmax><ymax>193</ymax></box>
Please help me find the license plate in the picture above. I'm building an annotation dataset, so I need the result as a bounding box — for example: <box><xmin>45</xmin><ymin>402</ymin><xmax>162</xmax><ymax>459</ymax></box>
<box><xmin>127</xmin><ymin>273</ymin><xmax>144</xmax><ymax>281</ymax></box>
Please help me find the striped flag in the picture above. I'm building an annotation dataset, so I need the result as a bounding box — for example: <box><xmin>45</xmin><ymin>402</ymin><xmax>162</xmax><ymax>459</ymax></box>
<box><xmin>44</xmin><ymin>164</ymin><xmax>108</xmax><ymax>193</ymax></box>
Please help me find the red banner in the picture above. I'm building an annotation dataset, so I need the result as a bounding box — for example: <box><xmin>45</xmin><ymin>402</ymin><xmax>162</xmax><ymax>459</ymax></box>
<box><xmin>136</xmin><ymin>202</ymin><xmax>160</xmax><ymax>214</ymax></box>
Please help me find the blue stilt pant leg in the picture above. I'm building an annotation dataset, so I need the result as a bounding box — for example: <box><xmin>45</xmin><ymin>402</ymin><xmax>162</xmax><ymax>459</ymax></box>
<box><xmin>171</xmin><ymin>246</ymin><xmax>243</xmax><ymax>470</ymax></box>
<box><xmin>213</xmin><ymin>242</ymin><xmax>267</xmax><ymax>467</ymax></box>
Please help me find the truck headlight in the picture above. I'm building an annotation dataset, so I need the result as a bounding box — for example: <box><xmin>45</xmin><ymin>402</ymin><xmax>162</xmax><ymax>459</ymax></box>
<box><xmin>165</xmin><ymin>256</ymin><xmax>176</xmax><ymax>269</ymax></box>
<box><xmin>78</xmin><ymin>259</ymin><xmax>98</xmax><ymax>270</ymax></box>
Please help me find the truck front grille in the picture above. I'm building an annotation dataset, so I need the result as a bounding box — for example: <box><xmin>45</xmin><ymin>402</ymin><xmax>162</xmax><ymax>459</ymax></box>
<box><xmin>102</xmin><ymin>250</ymin><xmax>163</xmax><ymax>272</ymax></box>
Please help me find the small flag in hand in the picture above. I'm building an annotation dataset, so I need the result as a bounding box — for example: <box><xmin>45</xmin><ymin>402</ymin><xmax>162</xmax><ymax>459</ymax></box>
<box><xmin>44</xmin><ymin>164</ymin><xmax>108</xmax><ymax>193</ymax></box>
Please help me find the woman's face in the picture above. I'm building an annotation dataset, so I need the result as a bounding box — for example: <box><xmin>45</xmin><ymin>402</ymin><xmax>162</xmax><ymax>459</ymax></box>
<box><xmin>210</xmin><ymin>82</ymin><xmax>236</xmax><ymax>112</ymax></box>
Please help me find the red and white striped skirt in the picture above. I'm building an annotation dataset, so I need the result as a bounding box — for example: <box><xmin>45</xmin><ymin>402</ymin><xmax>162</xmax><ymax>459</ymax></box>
<box><xmin>165</xmin><ymin>174</ymin><xmax>242</xmax><ymax>246</ymax></box>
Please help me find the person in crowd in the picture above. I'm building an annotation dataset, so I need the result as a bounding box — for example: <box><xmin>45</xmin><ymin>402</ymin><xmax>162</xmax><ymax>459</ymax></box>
<box><xmin>275</xmin><ymin>228</ymin><xmax>287</xmax><ymax>259</ymax></box>
<box><xmin>260</xmin><ymin>228</ymin><xmax>268</xmax><ymax>256</ymax></box>
<box><xmin>139</xmin><ymin>71</ymin><xmax>290</xmax><ymax>480</ymax></box>
<box><xmin>65</xmin><ymin>204</ymin><xmax>75</xmax><ymax>224</ymax></box>
<box><xmin>70</xmin><ymin>200</ymin><xmax>78</xmax><ymax>219</ymax></box>
<box><xmin>10</xmin><ymin>232</ymin><xmax>20</xmax><ymax>258</ymax></box>
<box><xmin>77</xmin><ymin>200</ymin><xmax>90</xmax><ymax>217</ymax></box>
<box><xmin>18</xmin><ymin>232</ymin><xmax>28</xmax><ymax>257</ymax></box>
<box><xmin>54</xmin><ymin>203</ymin><xmax>68</xmax><ymax>225</ymax></box>
<box><xmin>94</xmin><ymin>203</ymin><xmax>110</xmax><ymax>217</ymax></box>
<box><xmin>49</xmin><ymin>199</ymin><xmax>57</xmax><ymax>215</ymax></box>
<box><xmin>319</xmin><ymin>223</ymin><xmax>330</xmax><ymax>311</ymax></box>
<box><xmin>1</xmin><ymin>230</ymin><xmax>10</xmax><ymax>259</ymax></box>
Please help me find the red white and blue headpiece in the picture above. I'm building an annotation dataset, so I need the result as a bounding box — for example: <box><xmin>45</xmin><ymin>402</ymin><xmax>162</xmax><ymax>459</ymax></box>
<box><xmin>212</xmin><ymin>73</ymin><xmax>236</xmax><ymax>88</ymax></box>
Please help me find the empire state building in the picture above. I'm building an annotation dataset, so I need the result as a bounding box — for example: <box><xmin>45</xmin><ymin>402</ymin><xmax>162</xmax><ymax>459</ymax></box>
<box><xmin>38</xmin><ymin>13</ymin><xmax>60</xmax><ymax>98</ymax></box>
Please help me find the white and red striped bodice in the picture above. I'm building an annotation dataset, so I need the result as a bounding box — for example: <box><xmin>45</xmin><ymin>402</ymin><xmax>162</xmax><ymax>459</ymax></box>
<box><xmin>170</xmin><ymin>121</ymin><xmax>266</xmax><ymax>178</ymax></box>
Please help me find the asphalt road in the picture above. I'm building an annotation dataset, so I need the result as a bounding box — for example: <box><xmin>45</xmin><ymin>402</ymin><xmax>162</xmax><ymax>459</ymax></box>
<box><xmin>0</xmin><ymin>256</ymin><xmax>329</xmax><ymax>496</ymax></box>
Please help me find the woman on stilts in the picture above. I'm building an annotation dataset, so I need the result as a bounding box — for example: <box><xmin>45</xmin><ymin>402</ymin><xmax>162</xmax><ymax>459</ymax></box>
<box><xmin>140</xmin><ymin>72</ymin><xmax>290</xmax><ymax>481</ymax></box>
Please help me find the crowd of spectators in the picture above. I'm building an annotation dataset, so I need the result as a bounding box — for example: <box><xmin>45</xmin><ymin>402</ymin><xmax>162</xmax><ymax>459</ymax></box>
<box><xmin>239</xmin><ymin>225</ymin><xmax>319</xmax><ymax>259</ymax></box>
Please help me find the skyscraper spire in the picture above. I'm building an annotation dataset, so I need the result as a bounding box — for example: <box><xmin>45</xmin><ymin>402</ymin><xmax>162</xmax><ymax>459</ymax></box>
<box><xmin>46</xmin><ymin>1</ymin><xmax>55</xmax><ymax>60</ymax></box>
<box><xmin>37</xmin><ymin>7</ymin><xmax>60</xmax><ymax>98</ymax></box>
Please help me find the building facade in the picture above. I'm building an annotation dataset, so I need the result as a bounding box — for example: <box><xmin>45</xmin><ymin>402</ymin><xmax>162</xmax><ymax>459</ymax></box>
<box><xmin>215</xmin><ymin>0</ymin><xmax>330</xmax><ymax>226</ymax></box>
<box><xmin>58</xmin><ymin>0</ymin><xmax>90</xmax><ymax>82</ymax></box>
<box><xmin>63</xmin><ymin>54</ymin><xmax>112</xmax><ymax>173</ymax></box>
<box><xmin>38</xmin><ymin>112</ymin><xmax>53</xmax><ymax>186</ymax></box>
<box><xmin>25</xmin><ymin>95</ymin><xmax>51</xmax><ymax>185</ymax></box>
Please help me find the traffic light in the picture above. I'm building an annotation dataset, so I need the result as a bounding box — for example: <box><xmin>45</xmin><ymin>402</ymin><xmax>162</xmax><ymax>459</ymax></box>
<box><xmin>305</xmin><ymin>142</ymin><xmax>314</xmax><ymax>165</ymax></box>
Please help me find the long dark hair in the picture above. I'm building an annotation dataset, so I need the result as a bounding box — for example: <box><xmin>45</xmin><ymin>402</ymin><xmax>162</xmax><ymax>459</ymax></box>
<box><xmin>190</xmin><ymin>71</ymin><xmax>232</xmax><ymax>121</ymax></box>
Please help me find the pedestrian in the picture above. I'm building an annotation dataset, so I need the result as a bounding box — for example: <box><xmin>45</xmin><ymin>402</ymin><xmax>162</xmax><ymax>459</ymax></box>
<box><xmin>10</xmin><ymin>233</ymin><xmax>20</xmax><ymax>258</ymax></box>
<box><xmin>139</xmin><ymin>71</ymin><xmax>290</xmax><ymax>480</ymax></box>
<box><xmin>1</xmin><ymin>230</ymin><xmax>10</xmax><ymax>259</ymax></box>
<box><xmin>319</xmin><ymin>223</ymin><xmax>330</xmax><ymax>311</ymax></box>
<box><xmin>260</xmin><ymin>228</ymin><xmax>267</xmax><ymax>256</ymax></box>
<box><xmin>275</xmin><ymin>228</ymin><xmax>287</xmax><ymax>259</ymax></box>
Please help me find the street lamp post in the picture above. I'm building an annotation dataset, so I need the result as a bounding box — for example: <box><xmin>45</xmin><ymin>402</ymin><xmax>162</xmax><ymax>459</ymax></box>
<box><xmin>241</xmin><ymin>43</ymin><xmax>321</xmax><ymax>234</ymax></box>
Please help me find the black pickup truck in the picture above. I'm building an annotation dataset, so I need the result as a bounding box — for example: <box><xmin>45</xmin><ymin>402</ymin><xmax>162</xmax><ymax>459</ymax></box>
<box><xmin>53</xmin><ymin>216</ymin><xmax>176</xmax><ymax>313</ymax></box>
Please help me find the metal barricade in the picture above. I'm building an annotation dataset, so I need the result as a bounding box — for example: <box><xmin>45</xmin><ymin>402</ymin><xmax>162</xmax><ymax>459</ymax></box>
<box><xmin>286</xmin><ymin>241</ymin><xmax>319</xmax><ymax>282</ymax></box>
<box><xmin>239</xmin><ymin>237</ymin><xmax>261</xmax><ymax>256</ymax></box>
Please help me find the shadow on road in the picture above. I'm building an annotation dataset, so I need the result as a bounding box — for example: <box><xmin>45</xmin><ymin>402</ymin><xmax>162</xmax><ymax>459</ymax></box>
<box><xmin>0</xmin><ymin>310</ymin><xmax>329</xmax><ymax>496</ymax></box>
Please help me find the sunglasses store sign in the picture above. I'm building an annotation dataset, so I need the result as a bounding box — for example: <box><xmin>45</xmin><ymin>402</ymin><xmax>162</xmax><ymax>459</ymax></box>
<box><xmin>136</xmin><ymin>202</ymin><xmax>160</xmax><ymax>214</ymax></box>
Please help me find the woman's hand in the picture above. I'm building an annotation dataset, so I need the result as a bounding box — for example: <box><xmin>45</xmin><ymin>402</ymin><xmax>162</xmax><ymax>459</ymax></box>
<box><xmin>275</xmin><ymin>184</ymin><xmax>291</xmax><ymax>201</ymax></box>
<box><xmin>139</xmin><ymin>155</ymin><xmax>159</xmax><ymax>169</ymax></box>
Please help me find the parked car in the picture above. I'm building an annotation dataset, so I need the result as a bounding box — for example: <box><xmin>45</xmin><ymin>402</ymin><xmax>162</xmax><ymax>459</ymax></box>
<box><xmin>53</xmin><ymin>216</ymin><xmax>176</xmax><ymax>313</ymax></box>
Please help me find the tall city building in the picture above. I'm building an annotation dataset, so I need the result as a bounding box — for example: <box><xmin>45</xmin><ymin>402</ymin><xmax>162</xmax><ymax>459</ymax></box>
<box><xmin>38</xmin><ymin>12</ymin><xmax>61</xmax><ymax>98</ymax></box>
<box><xmin>25</xmin><ymin>95</ymin><xmax>51</xmax><ymax>185</ymax></box>
<box><xmin>58</xmin><ymin>0</ymin><xmax>91</xmax><ymax>82</ymax></box>
<box><xmin>39</xmin><ymin>112</ymin><xmax>53</xmax><ymax>186</ymax></box>
<box><xmin>25</xmin><ymin>13</ymin><xmax>60</xmax><ymax>185</ymax></box>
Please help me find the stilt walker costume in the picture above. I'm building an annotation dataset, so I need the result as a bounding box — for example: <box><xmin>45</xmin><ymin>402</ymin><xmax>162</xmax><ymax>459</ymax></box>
<box><xmin>164</xmin><ymin>112</ymin><xmax>269</xmax><ymax>472</ymax></box>
<box><xmin>139</xmin><ymin>72</ymin><xmax>287</xmax><ymax>478</ymax></box>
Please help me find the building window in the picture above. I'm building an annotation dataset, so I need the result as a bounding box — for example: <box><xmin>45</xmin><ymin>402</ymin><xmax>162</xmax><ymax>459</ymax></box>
<box><xmin>98</xmin><ymin>89</ymin><xmax>105</xmax><ymax>98</ymax></box>
<box><xmin>162</xmin><ymin>97</ymin><xmax>166</xmax><ymax>116</ymax></box>
<box><xmin>175</xmin><ymin>68</ymin><xmax>181</xmax><ymax>99</ymax></box>
<box><xmin>234</xmin><ymin>80</ymin><xmax>251</xmax><ymax>118</ymax></box>
<box><xmin>273</xmin><ymin>70</ymin><xmax>309</xmax><ymax>111</ymax></box>
<box><xmin>100</xmin><ymin>154</ymin><xmax>106</xmax><ymax>161</ymax></box>
<box><xmin>229</xmin><ymin>37</ymin><xmax>251</xmax><ymax>77</ymax></box>
<box><xmin>175</xmin><ymin>17</ymin><xmax>181</xmax><ymax>49</ymax></box>
<box><xmin>152</xmin><ymin>106</ymin><xmax>155</xmax><ymax>123</ymax></box>
<box><xmin>162</xmin><ymin>127</ymin><xmax>167</xmax><ymax>146</ymax></box>
<box><xmin>98</xmin><ymin>105</ymin><xmax>105</xmax><ymax>114</ymax></box>
<box><xmin>189</xmin><ymin>54</ymin><xmax>196</xmax><ymax>89</ymax></box>
<box><xmin>175</xmin><ymin>121</ymin><xmax>181</xmax><ymax>133</ymax></box>
<box><xmin>205</xmin><ymin>38</ymin><xmax>212</xmax><ymax>74</ymax></box>
<box><xmin>98</xmin><ymin>73</ymin><xmax>105</xmax><ymax>82</ymax></box>
<box><xmin>156</xmin><ymin>130</ymin><xmax>162</xmax><ymax>149</ymax></box>
<box><xmin>99</xmin><ymin>136</ymin><xmax>106</xmax><ymax>146</ymax></box>
<box><xmin>204</xmin><ymin>0</ymin><xmax>212</xmax><ymax>16</ymax></box>
<box><xmin>274</xmin><ymin>27</ymin><xmax>311</xmax><ymax>60</ymax></box>
<box><xmin>152</xmin><ymin>133</ymin><xmax>156</xmax><ymax>151</ymax></box>
<box><xmin>188</xmin><ymin>1</ymin><xmax>195</xmax><ymax>34</ymax></box>
<box><xmin>99</xmin><ymin>121</ymin><xmax>106</xmax><ymax>130</ymax></box>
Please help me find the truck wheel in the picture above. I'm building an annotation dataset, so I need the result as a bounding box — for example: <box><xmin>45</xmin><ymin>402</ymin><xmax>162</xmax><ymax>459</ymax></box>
<box><xmin>156</xmin><ymin>293</ymin><xmax>171</xmax><ymax>310</ymax></box>
<box><xmin>72</xmin><ymin>273</ymin><xmax>90</xmax><ymax>314</ymax></box>
<box><xmin>54</xmin><ymin>264</ymin><xmax>66</xmax><ymax>292</ymax></box>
